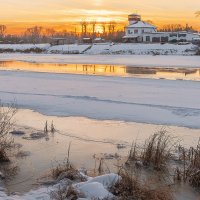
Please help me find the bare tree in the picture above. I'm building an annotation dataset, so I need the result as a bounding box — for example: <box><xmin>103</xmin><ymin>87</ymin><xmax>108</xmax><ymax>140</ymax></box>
<box><xmin>45</xmin><ymin>28</ymin><xmax>56</xmax><ymax>37</ymax></box>
<box><xmin>80</xmin><ymin>19</ymin><xmax>89</xmax><ymax>36</ymax></box>
<box><xmin>0</xmin><ymin>25</ymin><xmax>6</xmax><ymax>38</ymax></box>
<box><xmin>25</xmin><ymin>26</ymin><xmax>43</xmax><ymax>43</ymax></box>
<box><xmin>159</xmin><ymin>24</ymin><xmax>194</xmax><ymax>32</ymax></box>
<box><xmin>90</xmin><ymin>20</ymin><xmax>97</xmax><ymax>36</ymax></box>
<box><xmin>108</xmin><ymin>21</ymin><xmax>116</xmax><ymax>34</ymax></box>
<box><xmin>101</xmin><ymin>22</ymin><xmax>107</xmax><ymax>35</ymax></box>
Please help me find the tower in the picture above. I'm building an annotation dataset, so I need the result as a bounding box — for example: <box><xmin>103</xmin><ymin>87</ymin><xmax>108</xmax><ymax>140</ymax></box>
<box><xmin>128</xmin><ymin>14</ymin><xmax>141</xmax><ymax>25</ymax></box>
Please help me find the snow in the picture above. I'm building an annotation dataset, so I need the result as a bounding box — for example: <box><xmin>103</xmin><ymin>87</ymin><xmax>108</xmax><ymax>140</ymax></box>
<box><xmin>76</xmin><ymin>182</ymin><xmax>113</xmax><ymax>199</ymax></box>
<box><xmin>86</xmin><ymin>43</ymin><xmax>197</xmax><ymax>55</ymax></box>
<box><xmin>0</xmin><ymin>44</ymin><xmax>50</xmax><ymax>51</ymax></box>
<box><xmin>47</xmin><ymin>44</ymin><xmax>91</xmax><ymax>54</ymax></box>
<box><xmin>0</xmin><ymin>70</ymin><xmax>200</xmax><ymax>128</ymax></box>
<box><xmin>0</xmin><ymin>42</ymin><xmax>198</xmax><ymax>55</ymax></box>
<box><xmin>0</xmin><ymin>174</ymin><xmax>119</xmax><ymax>200</ymax></box>
<box><xmin>127</xmin><ymin>21</ymin><xmax>156</xmax><ymax>28</ymax></box>
<box><xmin>0</xmin><ymin>53</ymin><xmax>200</xmax><ymax>68</ymax></box>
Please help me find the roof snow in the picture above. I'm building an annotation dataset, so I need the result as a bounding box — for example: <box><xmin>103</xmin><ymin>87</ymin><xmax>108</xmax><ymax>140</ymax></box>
<box><xmin>127</xmin><ymin>21</ymin><xmax>156</xmax><ymax>29</ymax></box>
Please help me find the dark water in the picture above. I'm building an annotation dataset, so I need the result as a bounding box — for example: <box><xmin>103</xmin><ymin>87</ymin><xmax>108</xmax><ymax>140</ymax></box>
<box><xmin>0</xmin><ymin>61</ymin><xmax>200</xmax><ymax>81</ymax></box>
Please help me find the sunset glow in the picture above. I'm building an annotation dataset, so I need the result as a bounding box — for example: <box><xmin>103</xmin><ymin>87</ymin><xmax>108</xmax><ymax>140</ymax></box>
<box><xmin>0</xmin><ymin>0</ymin><xmax>200</xmax><ymax>34</ymax></box>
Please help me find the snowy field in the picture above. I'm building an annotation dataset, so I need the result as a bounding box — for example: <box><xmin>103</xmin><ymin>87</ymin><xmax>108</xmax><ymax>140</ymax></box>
<box><xmin>0</xmin><ymin>53</ymin><xmax>200</xmax><ymax>67</ymax></box>
<box><xmin>0</xmin><ymin>70</ymin><xmax>200</xmax><ymax>128</ymax></box>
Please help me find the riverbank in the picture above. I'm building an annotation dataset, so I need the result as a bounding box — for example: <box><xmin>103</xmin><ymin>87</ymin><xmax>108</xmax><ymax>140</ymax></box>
<box><xmin>0</xmin><ymin>43</ymin><xmax>199</xmax><ymax>56</ymax></box>
<box><xmin>1</xmin><ymin>108</ymin><xmax>200</xmax><ymax>199</ymax></box>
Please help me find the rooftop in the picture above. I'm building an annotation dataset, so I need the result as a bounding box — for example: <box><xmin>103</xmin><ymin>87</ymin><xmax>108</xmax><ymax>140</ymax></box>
<box><xmin>127</xmin><ymin>21</ymin><xmax>156</xmax><ymax>29</ymax></box>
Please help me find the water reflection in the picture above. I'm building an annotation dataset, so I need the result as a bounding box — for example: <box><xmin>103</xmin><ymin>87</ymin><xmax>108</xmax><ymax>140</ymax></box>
<box><xmin>0</xmin><ymin>61</ymin><xmax>200</xmax><ymax>81</ymax></box>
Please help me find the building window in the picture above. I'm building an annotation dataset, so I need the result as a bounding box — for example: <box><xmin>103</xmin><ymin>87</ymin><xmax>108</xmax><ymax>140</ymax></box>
<box><xmin>178</xmin><ymin>34</ymin><xmax>186</xmax><ymax>37</ymax></box>
<box><xmin>128</xmin><ymin>30</ymin><xmax>132</xmax><ymax>34</ymax></box>
<box><xmin>170</xmin><ymin>33</ymin><xmax>177</xmax><ymax>37</ymax></box>
<box><xmin>142</xmin><ymin>29</ymin><xmax>144</xmax><ymax>33</ymax></box>
<box><xmin>146</xmin><ymin>36</ymin><xmax>150</xmax><ymax>42</ymax></box>
<box><xmin>134</xmin><ymin>29</ymin><xmax>138</xmax><ymax>34</ymax></box>
<box><xmin>152</xmin><ymin>37</ymin><xmax>160</xmax><ymax>43</ymax></box>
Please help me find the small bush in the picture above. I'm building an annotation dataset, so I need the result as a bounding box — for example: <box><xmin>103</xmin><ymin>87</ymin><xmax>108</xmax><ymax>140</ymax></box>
<box><xmin>0</xmin><ymin>103</ymin><xmax>17</xmax><ymax>162</ymax></box>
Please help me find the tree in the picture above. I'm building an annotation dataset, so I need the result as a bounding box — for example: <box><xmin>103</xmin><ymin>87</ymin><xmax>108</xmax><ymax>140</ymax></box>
<box><xmin>45</xmin><ymin>28</ymin><xmax>56</xmax><ymax>37</ymax></box>
<box><xmin>80</xmin><ymin>19</ymin><xmax>89</xmax><ymax>36</ymax></box>
<box><xmin>101</xmin><ymin>22</ymin><xmax>107</xmax><ymax>35</ymax></box>
<box><xmin>25</xmin><ymin>26</ymin><xmax>43</xmax><ymax>43</ymax></box>
<box><xmin>0</xmin><ymin>25</ymin><xmax>6</xmax><ymax>38</ymax></box>
<box><xmin>90</xmin><ymin>20</ymin><xmax>97</xmax><ymax>36</ymax></box>
<box><xmin>159</xmin><ymin>24</ymin><xmax>194</xmax><ymax>32</ymax></box>
<box><xmin>108</xmin><ymin>21</ymin><xmax>116</xmax><ymax>34</ymax></box>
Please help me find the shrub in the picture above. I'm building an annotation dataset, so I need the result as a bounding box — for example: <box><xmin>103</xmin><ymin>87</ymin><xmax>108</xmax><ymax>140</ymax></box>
<box><xmin>0</xmin><ymin>103</ymin><xmax>17</xmax><ymax>162</ymax></box>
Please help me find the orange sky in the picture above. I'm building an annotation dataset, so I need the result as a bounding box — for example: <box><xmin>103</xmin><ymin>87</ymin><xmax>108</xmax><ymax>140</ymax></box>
<box><xmin>1</xmin><ymin>0</ymin><xmax>200</xmax><ymax>34</ymax></box>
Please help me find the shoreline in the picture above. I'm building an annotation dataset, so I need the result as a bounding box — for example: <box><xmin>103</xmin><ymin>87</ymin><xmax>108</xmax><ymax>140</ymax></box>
<box><xmin>1</xmin><ymin>107</ymin><xmax>200</xmax><ymax>196</ymax></box>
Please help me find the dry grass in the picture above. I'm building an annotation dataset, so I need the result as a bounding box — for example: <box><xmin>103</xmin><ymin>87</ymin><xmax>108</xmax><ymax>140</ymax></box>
<box><xmin>127</xmin><ymin>130</ymin><xmax>175</xmax><ymax>171</ymax></box>
<box><xmin>112</xmin><ymin>168</ymin><xmax>174</xmax><ymax>200</ymax></box>
<box><xmin>50</xmin><ymin>185</ymin><xmax>81</xmax><ymax>200</ymax></box>
<box><xmin>174</xmin><ymin>139</ymin><xmax>200</xmax><ymax>188</ymax></box>
<box><xmin>142</xmin><ymin>130</ymin><xmax>174</xmax><ymax>170</ymax></box>
<box><xmin>51</xmin><ymin>143</ymin><xmax>86</xmax><ymax>182</ymax></box>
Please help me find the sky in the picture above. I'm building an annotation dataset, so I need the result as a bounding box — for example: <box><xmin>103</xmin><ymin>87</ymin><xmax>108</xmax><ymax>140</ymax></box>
<box><xmin>0</xmin><ymin>0</ymin><xmax>200</xmax><ymax>34</ymax></box>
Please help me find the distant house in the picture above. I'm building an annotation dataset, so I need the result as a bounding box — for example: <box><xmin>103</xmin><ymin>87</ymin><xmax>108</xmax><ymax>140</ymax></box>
<box><xmin>82</xmin><ymin>38</ymin><xmax>93</xmax><ymax>44</ymax></box>
<box><xmin>50</xmin><ymin>38</ymin><xmax>69</xmax><ymax>46</ymax></box>
<box><xmin>123</xmin><ymin>13</ymin><xmax>200</xmax><ymax>43</ymax></box>
<box><xmin>93</xmin><ymin>38</ymin><xmax>105</xmax><ymax>43</ymax></box>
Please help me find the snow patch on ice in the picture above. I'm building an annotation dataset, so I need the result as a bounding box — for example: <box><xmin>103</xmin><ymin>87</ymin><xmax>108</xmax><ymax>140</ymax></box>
<box><xmin>0</xmin><ymin>174</ymin><xmax>120</xmax><ymax>200</ymax></box>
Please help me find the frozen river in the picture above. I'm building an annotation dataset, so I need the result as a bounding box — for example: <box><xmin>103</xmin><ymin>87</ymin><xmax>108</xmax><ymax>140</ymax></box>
<box><xmin>0</xmin><ymin>60</ymin><xmax>200</xmax><ymax>128</ymax></box>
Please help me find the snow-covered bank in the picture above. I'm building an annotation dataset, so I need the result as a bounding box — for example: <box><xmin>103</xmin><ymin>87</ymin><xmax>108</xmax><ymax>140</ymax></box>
<box><xmin>0</xmin><ymin>44</ymin><xmax>50</xmax><ymax>52</ymax></box>
<box><xmin>0</xmin><ymin>70</ymin><xmax>200</xmax><ymax>128</ymax></box>
<box><xmin>0</xmin><ymin>53</ymin><xmax>200</xmax><ymax>68</ymax></box>
<box><xmin>85</xmin><ymin>43</ymin><xmax>197</xmax><ymax>55</ymax></box>
<box><xmin>0</xmin><ymin>43</ymin><xmax>198</xmax><ymax>55</ymax></box>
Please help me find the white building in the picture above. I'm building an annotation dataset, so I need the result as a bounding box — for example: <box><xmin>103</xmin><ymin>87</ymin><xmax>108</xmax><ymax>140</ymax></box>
<box><xmin>123</xmin><ymin>14</ymin><xmax>200</xmax><ymax>43</ymax></box>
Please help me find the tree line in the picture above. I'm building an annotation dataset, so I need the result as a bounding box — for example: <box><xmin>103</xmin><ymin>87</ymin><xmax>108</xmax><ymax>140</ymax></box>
<box><xmin>0</xmin><ymin>12</ymin><xmax>199</xmax><ymax>44</ymax></box>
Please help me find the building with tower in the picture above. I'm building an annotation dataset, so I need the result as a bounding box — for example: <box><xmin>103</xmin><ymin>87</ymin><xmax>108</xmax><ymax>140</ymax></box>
<box><xmin>123</xmin><ymin>13</ymin><xmax>200</xmax><ymax>43</ymax></box>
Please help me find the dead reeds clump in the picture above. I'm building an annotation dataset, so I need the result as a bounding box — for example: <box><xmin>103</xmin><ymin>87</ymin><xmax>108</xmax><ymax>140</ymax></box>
<box><xmin>141</xmin><ymin>130</ymin><xmax>174</xmax><ymax>170</ymax></box>
<box><xmin>174</xmin><ymin>139</ymin><xmax>200</xmax><ymax>188</ymax></box>
<box><xmin>50</xmin><ymin>185</ymin><xmax>81</xmax><ymax>200</ymax></box>
<box><xmin>52</xmin><ymin>143</ymin><xmax>86</xmax><ymax>182</ymax></box>
<box><xmin>112</xmin><ymin>168</ymin><xmax>174</xmax><ymax>200</ymax></box>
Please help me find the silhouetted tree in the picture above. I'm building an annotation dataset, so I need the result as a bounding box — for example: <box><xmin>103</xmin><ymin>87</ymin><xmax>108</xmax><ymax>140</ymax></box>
<box><xmin>0</xmin><ymin>25</ymin><xmax>6</xmax><ymax>38</ymax></box>
<box><xmin>80</xmin><ymin>19</ymin><xmax>89</xmax><ymax>36</ymax></box>
<box><xmin>25</xmin><ymin>26</ymin><xmax>43</xmax><ymax>43</ymax></box>
<box><xmin>91</xmin><ymin>20</ymin><xmax>97</xmax><ymax>37</ymax></box>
